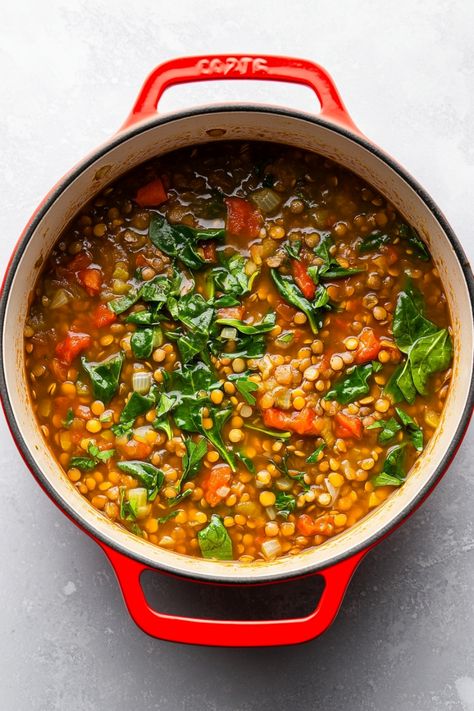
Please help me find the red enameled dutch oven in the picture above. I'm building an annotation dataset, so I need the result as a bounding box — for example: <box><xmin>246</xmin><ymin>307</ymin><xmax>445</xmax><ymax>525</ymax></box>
<box><xmin>1</xmin><ymin>55</ymin><xmax>473</xmax><ymax>647</ymax></box>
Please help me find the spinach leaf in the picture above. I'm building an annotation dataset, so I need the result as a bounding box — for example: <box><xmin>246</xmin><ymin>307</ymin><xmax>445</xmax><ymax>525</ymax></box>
<box><xmin>199</xmin><ymin>408</ymin><xmax>236</xmax><ymax>471</ymax></box>
<box><xmin>119</xmin><ymin>487</ymin><xmax>137</xmax><ymax>521</ymax></box>
<box><xmin>125</xmin><ymin>307</ymin><xmax>163</xmax><ymax>326</ymax></box>
<box><xmin>117</xmin><ymin>460</ymin><xmax>164</xmax><ymax>500</ymax></box>
<box><xmin>149</xmin><ymin>215</ymin><xmax>224</xmax><ymax>269</ymax></box>
<box><xmin>396</xmin><ymin>328</ymin><xmax>452</xmax><ymax>403</ymax></box>
<box><xmin>398</xmin><ymin>223</ymin><xmax>430</xmax><ymax>261</ymax></box>
<box><xmin>215</xmin><ymin>312</ymin><xmax>276</xmax><ymax>335</ymax></box>
<box><xmin>393</xmin><ymin>281</ymin><xmax>438</xmax><ymax>353</ymax></box>
<box><xmin>325</xmin><ymin>361</ymin><xmax>382</xmax><ymax>404</ymax></box>
<box><xmin>165</xmin><ymin>328</ymin><xmax>208</xmax><ymax>364</ymax></box>
<box><xmin>62</xmin><ymin>408</ymin><xmax>74</xmax><ymax>427</ymax></box>
<box><xmin>108</xmin><ymin>288</ymin><xmax>141</xmax><ymax>315</ymax></box>
<box><xmin>306</xmin><ymin>442</ymin><xmax>326</xmax><ymax>463</ymax></box>
<box><xmin>407</xmin><ymin>329</ymin><xmax>452</xmax><ymax>395</ymax></box>
<box><xmin>112</xmin><ymin>389</ymin><xmax>157</xmax><ymax>436</ymax></box>
<box><xmin>392</xmin><ymin>281</ymin><xmax>452</xmax><ymax>403</ymax></box>
<box><xmin>244</xmin><ymin>422</ymin><xmax>291</xmax><ymax>440</ymax></box>
<box><xmin>230</xmin><ymin>375</ymin><xmax>259</xmax><ymax>405</ymax></box>
<box><xmin>274</xmin><ymin>492</ymin><xmax>296</xmax><ymax>519</ymax></box>
<box><xmin>152</xmin><ymin>393</ymin><xmax>178</xmax><ymax>439</ymax></box>
<box><xmin>157</xmin><ymin>510</ymin><xmax>180</xmax><ymax>524</ymax></box>
<box><xmin>384</xmin><ymin>365</ymin><xmax>405</xmax><ymax>403</ymax></box>
<box><xmin>198</xmin><ymin>514</ymin><xmax>233</xmax><ymax>560</ymax></box>
<box><xmin>130</xmin><ymin>327</ymin><xmax>161</xmax><ymax>359</ymax></box>
<box><xmin>271</xmin><ymin>269</ymin><xmax>325</xmax><ymax>334</ymax></box>
<box><xmin>315</xmin><ymin>232</ymin><xmax>364</xmax><ymax>278</ymax></box>
<box><xmin>167</xmin><ymin>488</ymin><xmax>193</xmax><ymax>507</ymax></box>
<box><xmin>395</xmin><ymin>407</ymin><xmax>424</xmax><ymax>451</ymax></box>
<box><xmin>140</xmin><ymin>272</ymin><xmax>183</xmax><ymax>303</ymax></box>
<box><xmin>372</xmin><ymin>444</ymin><xmax>406</xmax><ymax>487</ymax></box>
<box><xmin>358</xmin><ymin>230</ymin><xmax>391</xmax><ymax>253</ymax></box>
<box><xmin>367</xmin><ymin>417</ymin><xmax>402</xmax><ymax>444</ymax></box>
<box><xmin>167</xmin><ymin>292</ymin><xmax>214</xmax><ymax>335</ymax></box>
<box><xmin>284</xmin><ymin>240</ymin><xmax>302</xmax><ymax>260</ymax></box>
<box><xmin>213</xmin><ymin>331</ymin><xmax>267</xmax><ymax>360</ymax></box>
<box><xmin>213</xmin><ymin>253</ymin><xmax>258</xmax><ymax>297</ymax></box>
<box><xmin>169</xmin><ymin>361</ymin><xmax>219</xmax><ymax>396</ymax></box>
<box><xmin>81</xmin><ymin>351</ymin><xmax>124</xmax><ymax>404</ymax></box>
<box><xmin>70</xmin><ymin>442</ymin><xmax>115</xmax><ymax>471</ymax></box>
<box><xmin>236</xmin><ymin>451</ymin><xmax>256</xmax><ymax>474</ymax></box>
<box><xmin>69</xmin><ymin>456</ymin><xmax>96</xmax><ymax>472</ymax></box>
<box><xmin>272</xmin><ymin>452</ymin><xmax>309</xmax><ymax>490</ymax></box>
<box><xmin>179</xmin><ymin>436</ymin><xmax>207</xmax><ymax>489</ymax></box>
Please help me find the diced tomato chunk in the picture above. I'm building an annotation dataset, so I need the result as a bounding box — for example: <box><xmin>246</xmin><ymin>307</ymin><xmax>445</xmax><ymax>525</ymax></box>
<box><xmin>262</xmin><ymin>407</ymin><xmax>324</xmax><ymax>436</ymax></box>
<box><xmin>55</xmin><ymin>331</ymin><xmax>91</xmax><ymax>365</ymax></box>
<box><xmin>93</xmin><ymin>303</ymin><xmax>117</xmax><ymax>329</ymax></box>
<box><xmin>77</xmin><ymin>268</ymin><xmax>102</xmax><ymax>296</ymax></box>
<box><xmin>51</xmin><ymin>358</ymin><xmax>69</xmax><ymax>381</ymax></box>
<box><xmin>354</xmin><ymin>327</ymin><xmax>381</xmax><ymax>364</ymax></box>
<box><xmin>292</xmin><ymin>259</ymin><xmax>316</xmax><ymax>300</ymax></box>
<box><xmin>384</xmin><ymin>245</ymin><xmax>399</xmax><ymax>265</ymax></box>
<box><xmin>217</xmin><ymin>306</ymin><xmax>245</xmax><ymax>320</ymax></box>
<box><xmin>116</xmin><ymin>439</ymin><xmax>153</xmax><ymax>460</ymax></box>
<box><xmin>297</xmin><ymin>514</ymin><xmax>318</xmax><ymax>536</ymax></box>
<box><xmin>334</xmin><ymin>412</ymin><xmax>363</xmax><ymax>439</ymax></box>
<box><xmin>201</xmin><ymin>241</ymin><xmax>217</xmax><ymax>263</ymax></box>
<box><xmin>225</xmin><ymin>197</ymin><xmax>262</xmax><ymax>239</ymax></box>
<box><xmin>275</xmin><ymin>300</ymin><xmax>296</xmax><ymax>322</ymax></box>
<box><xmin>67</xmin><ymin>252</ymin><xmax>92</xmax><ymax>272</ymax></box>
<box><xmin>135</xmin><ymin>178</ymin><xmax>168</xmax><ymax>207</ymax></box>
<box><xmin>75</xmin><ymin>404</ymin><xmax>92</xmax><ymax>420</ymax></box>
<box><xmin>135</xmin><ymin>253</ymin><xmax>149</xmax><ymax>267</ymax></box>
<box><xmin>202</xmin><ymin>464</ymin><xmax>231</xmax><ymax>507</ymax></box>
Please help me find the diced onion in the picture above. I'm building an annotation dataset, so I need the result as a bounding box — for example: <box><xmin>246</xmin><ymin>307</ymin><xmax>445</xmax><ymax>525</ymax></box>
<box><xmin>128</xmin><ymin>487</ymin><xmax>149</xmax><ymax>519</ymax></box>
<box><xmin>265</xmin><ymin>506</ymin><xmax>277</xmax><ymax>521</ymax></box>
<box><xmin>261</xmin><ymin>539</ymin><xmax>282</xmax><ymax>560</ymax></box>
<box><xmin>132</xmin><ymin>371</ymin><xmax>152</xmax><ymax>394</ymax></box>
<box><xmin>324</xmin><ymin>477</ymin><xmax>340</xmax><ymax>506</ymax></box>
<box><xmin>251</xmin><ymin>188</ymin><xmax>281</xmax><ymax>214</ymax></box>
<box><xmin>221</xmin><ymin>327</ymin><xmax>237</xmax><ymax>341</ymax></box>
<box><xmin>49</xmin><ymin>288</ymin><xmax>69</xmax><ymax>309</ymax></box>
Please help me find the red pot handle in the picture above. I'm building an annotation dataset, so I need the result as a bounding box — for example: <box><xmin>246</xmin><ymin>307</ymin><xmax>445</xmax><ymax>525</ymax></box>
<box><xmin>122</xmin><ymin>54</ymin><xmax>359</xmax><ymax>133</ymax></box>
<box><xmin>100</xmin><ymin>543</ymin><xmax>367</xmax><ymax>646</ymax></box>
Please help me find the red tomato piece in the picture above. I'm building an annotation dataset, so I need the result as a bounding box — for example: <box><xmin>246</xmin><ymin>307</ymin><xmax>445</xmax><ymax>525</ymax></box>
<box><xmin>116</xmin><ymin>439</ymin><xmax>153</xmax><ymax>460</ymax></box>
<box><xmin>67</xmin><ymin>252</ymin><xmax>92</xmax><ymax>272</ymax></box>
<box><xmin>77</xmin><ymin>268</ymin><xmax>102</xmax><ymax>296</ymax></box>
<box><xmin>201</xmin><ymin>241</ymin><xmax>217</xmax><ymax>263</ymax></box>
<box><xmin>135</xmin><ymin>253</ymin><xmax>149</xmax><ymax>267</ymax></box>
<box><xmin>275</xmin><ymin>300</ymin><xmax>296</xmax><ymax>322</ymax></box>
<box><xmin>297</xmin><ymin>514</ymin><xmax>318</xmax><ymax>536</ymax></box>
<box><xmin>334</xmin><ymin>412</ymin><xmax>363</xmax><ymax>439</ymax></box>
<box><xmin>225</xmin><ymin>197</ymin><xmax>262</xmax><ymax>239</ymax></box>
<box><xmin>93</xmin><ymin>303</ymin><xmax>117</xmax><ymax>329</ymax></box>
<box><xmin>55</xmin><ymin>331</ymin><xmax>91</xmax><ymax>365</ymax></box>
<box><xmin>262</xmin><ymin>407</ymin><xmax>324</xmax><ymax>436</ymax></box>
<box><xmin>202</xmin><ymin>464</ymin><xmax>231</xmax><ymax>507</ymax></box>
<box><xmin>135</xmin><ymin>178</ymin><xmax>168</xmax><ymax>207</ymax></box>
<box><xmin>292</xmin><ymin>259</ymin><xmax>316</xmax><ymax>300</ymax></box>
<box><xmin>384</xmin><ymin>245</ymin><xmax>399</xmax><ymax>265</ymax></box>
<box><xmin>51</xmin><ymin>358</ymin><xmax>69</xmax><ymax>381</ymax></box>
<box><xmin>354</xmin><ymin>327</ymin><xmax>381</xmax><ymax>364</ymax></box>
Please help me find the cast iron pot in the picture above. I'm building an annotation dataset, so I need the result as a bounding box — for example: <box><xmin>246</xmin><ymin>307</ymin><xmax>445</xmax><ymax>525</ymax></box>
<box><xmin>1</xmin><ymin>55</ymin><xmax>473</xmax><ymax>646</ymax></box>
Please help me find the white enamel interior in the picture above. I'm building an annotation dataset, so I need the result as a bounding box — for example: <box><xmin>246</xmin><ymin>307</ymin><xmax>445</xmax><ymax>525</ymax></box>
<box><xmin>3</xmin><ymin>109</ymin><xmax>473</xmax><ymax>582</ymax></box>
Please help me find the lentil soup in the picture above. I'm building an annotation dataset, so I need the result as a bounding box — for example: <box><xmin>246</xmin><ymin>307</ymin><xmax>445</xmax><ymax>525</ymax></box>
<box><xmin>24</xmin><ymin>142</ymin><xmax>453</xmax><ymax>563</ymax></box>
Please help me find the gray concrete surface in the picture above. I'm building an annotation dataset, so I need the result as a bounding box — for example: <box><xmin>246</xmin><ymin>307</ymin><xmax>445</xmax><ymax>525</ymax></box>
<box><xmin>1</xmin><ymin>1</ymin><xmax>473</xmax><ymax>709</ymax></box>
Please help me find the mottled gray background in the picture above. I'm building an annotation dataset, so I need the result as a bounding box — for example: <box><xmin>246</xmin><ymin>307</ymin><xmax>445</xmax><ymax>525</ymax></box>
<box><xmin>1</xmin><ymin>1</ymin><xmax>473</xmax><ymax>709</ymax></box>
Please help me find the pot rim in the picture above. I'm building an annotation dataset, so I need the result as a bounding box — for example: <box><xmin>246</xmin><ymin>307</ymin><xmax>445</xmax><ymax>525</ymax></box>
<box><xmin>1</xmin><ymin>103</ymin><xmax>474</xmax><ymax>584</ymax></box>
